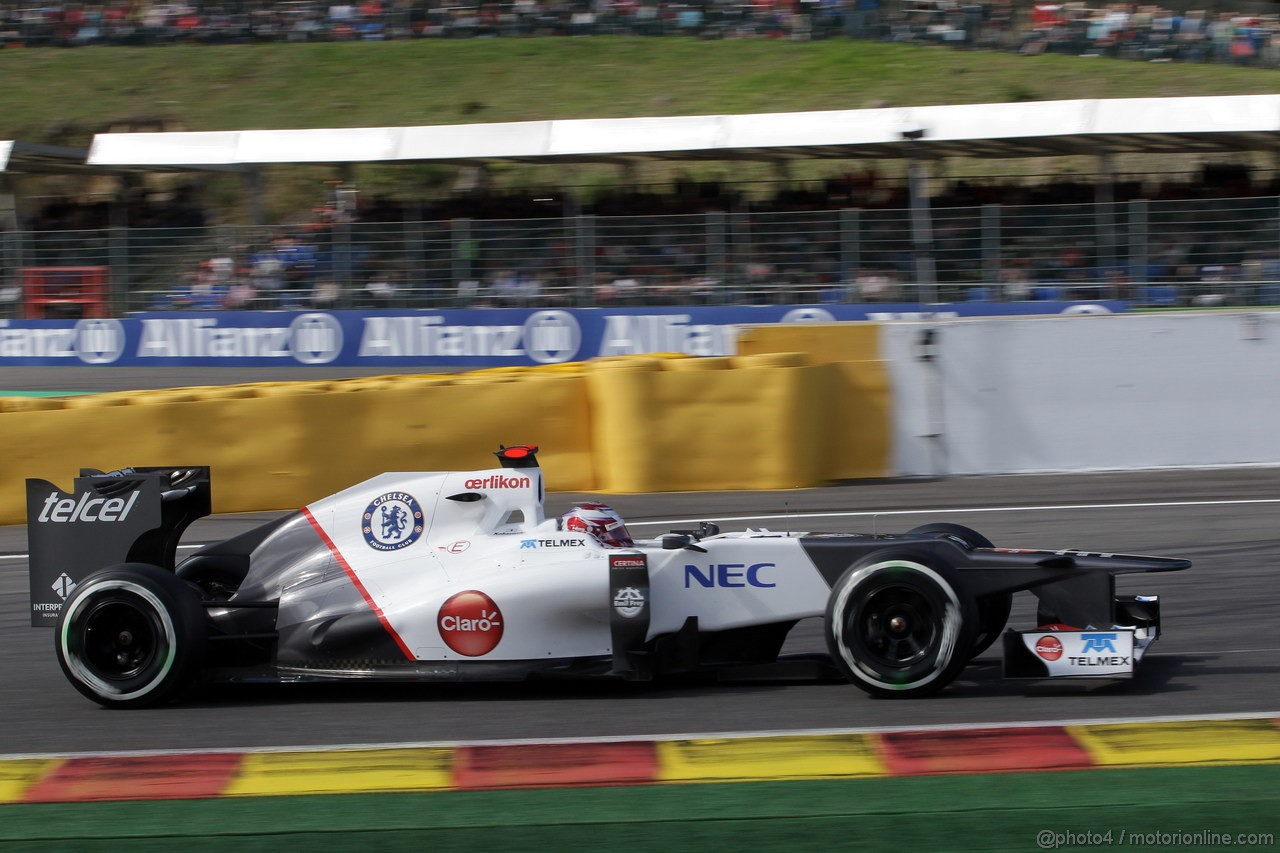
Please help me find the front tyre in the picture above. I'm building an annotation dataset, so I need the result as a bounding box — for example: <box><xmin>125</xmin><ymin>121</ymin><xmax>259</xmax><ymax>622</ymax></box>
<box><xmin>825</xmin><ymin>551</ymin><xmax>977</xmax><ymax>699</ymax></box>
<box><xmin>906</xmin><ymin>523</ymin><xmax>1010</xmax><ymax>660</ymax></box>
<box><xmin>56</xmin><ymin>564</ymin><xmax>207</xmax><ymax>709</ymax></box>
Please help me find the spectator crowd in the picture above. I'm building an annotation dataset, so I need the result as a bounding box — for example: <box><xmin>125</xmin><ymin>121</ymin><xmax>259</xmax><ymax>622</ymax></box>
<box><xmin>2</xmin><ymin>0</ymin><xmax>1280</xmax><ymax>69</ymax></box>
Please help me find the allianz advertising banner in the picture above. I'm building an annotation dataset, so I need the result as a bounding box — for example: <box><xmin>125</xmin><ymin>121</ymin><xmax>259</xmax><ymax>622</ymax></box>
<box><xmin>0</xmin><ymin>302</ymin><xmax>1124</xmax><ymax>367</ymax></box>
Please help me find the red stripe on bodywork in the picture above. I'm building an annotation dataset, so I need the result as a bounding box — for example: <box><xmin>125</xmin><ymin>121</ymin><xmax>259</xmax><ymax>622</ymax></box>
<box><xmin>23</xmin><ymin>754</ymin><xmax>244</xmax><ymax>803</ymax></box>
<box><xmin>302</xmin><ymin>505</ymin><xmax>415</xmax><ymax>661</ymax></box>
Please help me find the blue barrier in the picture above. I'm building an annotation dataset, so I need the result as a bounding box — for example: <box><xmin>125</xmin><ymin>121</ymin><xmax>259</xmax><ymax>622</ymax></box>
<box><xmin>0</xmin><ymin>302</ymin><xmax>1125</xmax><ymax>367</ymax></box>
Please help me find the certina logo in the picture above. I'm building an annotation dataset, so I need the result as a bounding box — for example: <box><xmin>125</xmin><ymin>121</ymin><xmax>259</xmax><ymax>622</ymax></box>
<box><xmin>136</xmin><ymin>313</ymin><xmax>344</xmax><ymax>364</ymax></box>
<box><xmin>362</xmin><ymin>492</ymin><xmax>424</xmax><ymax>551</ymax></box>
<box><xmin>610</xmin><ymin>556</ymin><xmax>646</xmax><ymax>570</ymax></box>
<box><xmin>613</xmin><ymin>587</ymin><xmax>645</xmax><ymax>618</ymax></box>
<box><xmin>37</xmin><ymin>491</ymin><xmax>140</xmax><ymax>523</ymax></box>
<box><xmin>521</xmin><ymin>538</ymin><xmax>587</xmax><ymax>549</ymax></box>
<box><xmin>464</xmin><ymin>475</ymin><xmax>530</xmax><ymax>490</ymax></box>
<box><xmin>356</xmin><ymin>311</ymin><xmax>582</xmax><ymax>364</ymax></box>
<box><xmin>438</xmin><ymin>590</ymin><xmax>504</xmax><ymax>656</ymax></box>
<box><xmin>0</xmin><ymin>318</ymin><xmax>126</xmax><ymax>363</ymax></box>
<box><xmin>1035</xmin><ymin>635</ymin><xmax>1064</xmax><ymax>661</ymax></box>
<box><xmin>1080</xmin><ymin>633</ymin><xmax>1118</xmax><ymax>653</ymax></box>
<box><xmin>684</xmin><ymin>562</ymin><xmax>776</xmax><ymax>589</ymax></box>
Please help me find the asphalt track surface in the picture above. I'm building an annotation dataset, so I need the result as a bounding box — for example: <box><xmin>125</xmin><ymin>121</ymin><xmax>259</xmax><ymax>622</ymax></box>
<box><xmin>1</xmin><ymin>368</ymin><xmax>1277</xmax><ymax>756</ymax></box>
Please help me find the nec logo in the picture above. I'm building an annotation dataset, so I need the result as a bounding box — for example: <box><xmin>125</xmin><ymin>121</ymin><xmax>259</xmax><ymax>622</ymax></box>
<box><xmin>1081</xmin><ymin>633</ymin><xmax>1119</xmax><ymax>654</ymax></box>
<box><xmin>684</xmin><ymin>563</ymin><xmax>776</xmax><ymax>589</ymax></box>
<box><xmin>37</xmin><ymin>491</ymin><xmax>141</xmax><ymax>523</ymax></box>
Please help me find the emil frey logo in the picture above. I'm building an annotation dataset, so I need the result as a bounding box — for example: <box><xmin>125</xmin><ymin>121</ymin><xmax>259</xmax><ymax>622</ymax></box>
<box><xmin>438</xmin><ymin>590</ymin><xmax>504</xmax><ymax>656</ymax></box>
<box><xmin>613</xmin><ymin>587</ymin><xmax>645</xmax><ymax>618</ymax></box>
<box><xmin>362</xmin><ymin>492</ymin><xmax>424</xmax><ymax>551</ymax></box>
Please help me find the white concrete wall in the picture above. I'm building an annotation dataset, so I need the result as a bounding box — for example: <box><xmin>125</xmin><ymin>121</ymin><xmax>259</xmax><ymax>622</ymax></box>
<box><xmin>883</xmin><ymin>311</ymin><xmax>1280</xmax><ymax>476</ymax></box>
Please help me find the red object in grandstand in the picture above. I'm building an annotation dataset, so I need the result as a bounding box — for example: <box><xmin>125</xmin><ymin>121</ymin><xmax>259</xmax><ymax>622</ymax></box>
<box><xmin>21</xmin><ymin>267</ymin><xmax>109</xmax><ymax>320</ymax></box>
<box><xmin>1031</xmin><ymin>3</ymin><xmax>1065</xmax><ymax>28</ymax></box>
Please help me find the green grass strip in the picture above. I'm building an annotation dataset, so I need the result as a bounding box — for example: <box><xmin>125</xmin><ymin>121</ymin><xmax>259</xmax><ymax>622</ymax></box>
<box><xmin>1</xmin><ymin>765</ymin><xmax>1277</xmax><ymax>852</ymax></box>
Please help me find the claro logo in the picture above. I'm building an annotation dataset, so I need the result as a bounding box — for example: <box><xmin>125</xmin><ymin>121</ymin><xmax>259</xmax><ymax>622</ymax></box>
<box><xmin>438</xmin><ymin>590</ymin><xmax>504</xmax><ymax>656</ymax></box>
<box><xmin>37</xmin><ymin>491</ymin><xmax>140</xmax><ymax>523</ymax></box>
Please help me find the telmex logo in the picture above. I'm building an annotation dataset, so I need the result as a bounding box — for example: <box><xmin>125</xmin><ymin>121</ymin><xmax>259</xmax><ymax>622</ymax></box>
<box><xmin>1081</xmin><ymin>633</ymin><xmax>1119</xmax><ymax>654</ymax></box>
<box><xmin>684</xmin><ymin>562</ymin><xmax>776</xmax><ymax>589</ymax></box>
<box><xmin>464</xmin><ymin>475</ymin><xmax>530</xmax><ymax>489</ymax></box>
<box><xmin>37</xmin><ymin>491</ymin><xmax>140</xmax><ymax>523</ymax></box>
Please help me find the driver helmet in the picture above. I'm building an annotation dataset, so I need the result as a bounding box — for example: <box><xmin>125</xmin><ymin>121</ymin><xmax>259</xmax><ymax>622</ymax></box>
<box><xmin>563</xmin><ymin>503</ymin><xmax>633</xmax><ymax>548</ymax></box>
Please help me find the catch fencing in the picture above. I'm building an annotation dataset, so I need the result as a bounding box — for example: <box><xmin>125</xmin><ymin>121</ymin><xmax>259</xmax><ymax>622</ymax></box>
<box><xmin>3</xmin><ymin>193</ymin><xmax>1280</xmax><ymax>317</ymax></box>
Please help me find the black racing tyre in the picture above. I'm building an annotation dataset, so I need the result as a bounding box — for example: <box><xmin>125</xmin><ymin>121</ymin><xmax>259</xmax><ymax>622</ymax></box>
<box><xmin>906</xmin><ymin>523</ymin><xmax>1010</xmax><ymax>659</ymax></box>
<box><xmin>906</xmin><ymin>522</ymin><xmax>993</xmax><ymax>551</ymax></box>
<box><xmin>825</xmin><ymin>550</ymin><xmax>977</xmax><ymax>699</ymax></box>
<box><xmin>55</xmin><ymin>564</ymin><xmax>207</xmax><ymax>709</ymax></box>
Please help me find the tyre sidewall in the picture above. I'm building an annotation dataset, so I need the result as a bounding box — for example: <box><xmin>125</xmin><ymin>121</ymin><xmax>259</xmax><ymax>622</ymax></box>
<box><xmin>56</xmin><ymin>564</ymin><xmax>206</xmax><ymax>709</ymax></box>
<box><xmin>825</xmin><ymin>551</ymin><xmax>977</xmax><ymax>698</ymax></box>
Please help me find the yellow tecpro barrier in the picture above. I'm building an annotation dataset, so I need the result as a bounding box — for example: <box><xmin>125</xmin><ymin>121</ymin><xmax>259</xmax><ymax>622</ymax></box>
<box><xmin>0</xmin><ymin>370</ymin><xmax>595</xmax><ymax>522</ymax></box>
<box><xmin>585</xmin><ymin>352</ymin><xmax>827</xmax><ymax>492</ymax></box>
<box><xmin>736</xmin><ymin>323</ymin><xmax>891</xmax><ymax>481</ymax></box>
<box><xmin>0</xmin><ymin>343</ymin><xmax>891</xmax><ymax>522</ymax></box>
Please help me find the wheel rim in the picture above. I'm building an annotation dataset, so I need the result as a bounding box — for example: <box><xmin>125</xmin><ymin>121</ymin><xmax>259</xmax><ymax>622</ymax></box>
<box><xmin>61</xmin><ymin>580</ymin><xmax>177</xmax><ymax>701</ymax></box>
<box><xmin>829</xmin><ymin>559</ymin><xmax>965</xmax><ymax>692</ymax></box>
<box><xmin>80</xmin><ymin>595</ymin><xmax>162</xmax><ymax>681</ymax></box>
<box><xmin>852</xmin><ymin>583</ymin><xmax>939</xmax><ymax>669</ymax></box>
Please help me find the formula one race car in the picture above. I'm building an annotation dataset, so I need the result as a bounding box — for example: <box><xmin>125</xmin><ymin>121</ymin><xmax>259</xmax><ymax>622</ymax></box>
<box><xmin>28</xmin><ymin>446</ymin><xmax>1190</xmax><ymax>708</ymax></box>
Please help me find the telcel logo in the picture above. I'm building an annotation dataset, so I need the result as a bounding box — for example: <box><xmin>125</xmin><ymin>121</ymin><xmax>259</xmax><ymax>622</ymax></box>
<box><xmin>38</xmin><ymin>491</ymin><xmax>140</xmax><ymax>523</ymax></box>
<box><xmin>684</xmin><ymin>562</ymin><xmax>776</xmax><ymax>589</ymax></box>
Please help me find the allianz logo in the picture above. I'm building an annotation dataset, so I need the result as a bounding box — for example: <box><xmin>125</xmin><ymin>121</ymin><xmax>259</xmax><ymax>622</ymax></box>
<box><xmin>136</xmin><ymin>314</ymin><xmax>344</xmax><ymax>364</ymax></box>
<box><xmin>0</xmin><ymin>319</ymin><xmax>127</xmax><ymax>364</ymax></box>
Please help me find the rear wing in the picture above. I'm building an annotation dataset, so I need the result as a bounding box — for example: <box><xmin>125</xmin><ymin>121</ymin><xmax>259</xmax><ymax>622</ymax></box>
<box><xmin>26</xmin><ymin>467</ymin><xmax>211</xmax><ymax>627</ymax></box>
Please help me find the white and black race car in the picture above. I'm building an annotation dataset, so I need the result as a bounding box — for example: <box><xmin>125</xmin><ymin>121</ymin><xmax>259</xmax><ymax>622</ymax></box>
<box><xmin>27</xmin><ymin>446</ymin><xmax>1190</xmax><ymax>708</ymax></box>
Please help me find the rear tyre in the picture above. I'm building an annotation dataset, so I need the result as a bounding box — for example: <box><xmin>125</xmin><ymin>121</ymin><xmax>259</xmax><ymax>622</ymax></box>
<box><xmin>907</xmin><ymin>523</ymin><xmax>1010</xmax><ymax>659</ymax></box>
<box><xmin>825</xmin><ymin>551</ymin><xmax>977</xmax><ymax>699</ymax></box>
<box><xmin>55</xmin><ymin>564</ymin><xmax>207</xmax><ymax>709</ymax></box>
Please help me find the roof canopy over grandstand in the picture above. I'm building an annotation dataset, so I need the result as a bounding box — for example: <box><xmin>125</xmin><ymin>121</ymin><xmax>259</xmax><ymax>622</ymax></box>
<box><xmin>0</xmin><ymin>141</ymin><xmax>93</xmax><ymax>174</ymax></box>
<box><xmin>85</xmin><ymin>95</ymin><xmax>1280</xmax><ymax>168</ymax></box>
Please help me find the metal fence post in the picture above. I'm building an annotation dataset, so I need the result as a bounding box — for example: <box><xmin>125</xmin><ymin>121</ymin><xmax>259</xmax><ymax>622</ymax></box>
<box><xmin>575</xmin><ymin>214</ymin><xmax>595</xmax><ymax>306</ymax></box>
<box><xmin>451</xmin><ymin>217</ymin><xmax>472</xmax><ymax>305</ymax></box>
<box><xmin>108</xmin><ymin>225</ymin><xmax>129</xmax><ymax>316</ymax></box>
<box><xmin>981</xmin><ymin>203</ymin><xmax>1000</xmax><ymax>288</ymax></box>
<box><xmin>707</xmin><ymin>211</ymin><xmax>726</xmax><ymax>303</ymax></box>
<box><xmin>1128</xmin><ymin>199</ymin><xmax>1148</xmax><ymax>288</ymax></box>
<box><xmin>839</xmin><ymin>207</ymin><xmax>860</xmax><ymax>295</ymax></box>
